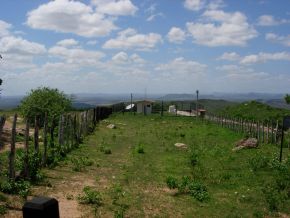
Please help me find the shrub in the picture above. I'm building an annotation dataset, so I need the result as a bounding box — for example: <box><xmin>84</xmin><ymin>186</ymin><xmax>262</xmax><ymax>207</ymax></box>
<box><xmin>178</xmin><ymin>176</ymin><xmax>190</xmax><ymax>193</ymax></box>
<box><xmin>71</xmin><ymin>157</ymin><xmax>94</xmax><ymax>172</ymax></box>
<box><xmin>78</xmin><ymin>186</ymin><xmax>102</xmax><ymax>206</ymax></box>
<box><xmin>166</xmin><ymin>176</ymin><xmax>178</xmax><ymax>189</ymax></box>
<box><xmin>263</xmin><ymin>184</ymin><xmax>282</xmax><ymax>211</ymax></box>
<box><xmin>136</xmin><ymin>144</ymin><xmax>145</xmax><ymax>154</ymax></box>
<box><xmin>104</xmin><ymin>148</ymin><xmax>112</xmax><ymax>154</ymax></box>
<box><xmin>0</xmin><ymin>179</ymin><xmax>31</xmax><ymax>199</ymax></box>
<box><xmin>0</xmin><ymin>205</ymin><xmax>7</xmax><ymax>215</ymax></box>
<box><xmin>188</xmin><ymin>181</ymin><xmax>209</xmax><ymax>202</ymax></box>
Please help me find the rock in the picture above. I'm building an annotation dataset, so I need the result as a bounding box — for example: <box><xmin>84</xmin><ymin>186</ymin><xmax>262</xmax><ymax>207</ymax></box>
<box><xmin>174</xmin><ymin>143</ymin><xmax>187</xmax><ymax>149</ymax></box>
<box><xmin>107</xmin><ymin>124</ymin><xmax>116</xmax><ymax>129</ymax></box>
<box><xmin>233</xmin><ymin>138</ymin><xmax>258</xmax><ymax>151</ymax></box>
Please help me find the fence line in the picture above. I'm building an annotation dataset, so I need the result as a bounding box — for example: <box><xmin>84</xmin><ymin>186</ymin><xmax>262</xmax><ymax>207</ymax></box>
<box><xmin>206</xmin><ymin>113</ymin><xmax>280</xmax><ymax>145</ymax></box>
<box><xmin>0</xmin><ymin>106</ymin><xmax>113</xmax><ymax>181</ymax></box>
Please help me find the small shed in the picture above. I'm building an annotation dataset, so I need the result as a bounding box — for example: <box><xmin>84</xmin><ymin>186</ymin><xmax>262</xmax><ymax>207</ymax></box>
<box><xmin>198</xmin><ymin>109</ymin><xmax>206</xmax><ymax>118</ymax></box>
<box><xmin>136</xmin><ymin>100</ymin><xmax>154</xmax><ymax>115</ymax></box>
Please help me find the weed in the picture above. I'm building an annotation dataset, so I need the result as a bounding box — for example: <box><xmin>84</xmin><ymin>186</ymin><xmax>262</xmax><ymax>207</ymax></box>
<box><xmin>248</xmin><ymin>155</ymin><xmax>269</xmax><ymax>171</ymax></box>
<box><xmin>104</xmin><ymin>147</ymin><xmax>112</xmax><ymax>154</ymax></box>
<box><xmin>189</xmin><ymin>152</ymin><xmax>198</xmax><ymax>167</ymax></box>
<box><xmin>166</xmin><ymin>176</ymin><xmax>178</xmax><ymax>189</ymax></box>
<box><xmin>78</xmin><ymin>186</ymin><xmax>102</xmax><ymax>206</ymax></box>
<box><xmin>0</xmin><ymin>205</ymin><xmax>7</xmax><ymax>215</ymax></box>
<box><xmin>136</xmin><ymin>143</ymin><xmax>145</xmax><ymax>154</ymax></box>
<box><xmin>66</xmin><ymin>194</ymin><xmax>74</xmax><ymax>200</ymax></box>
<box><xmin>178</xmin><ymin>176</ymin><xmax>191</xmax><ymax>193</ymax></box>
<box><xmin>188</xmin><ymin>181</ymin><xmax>209</xmax><ymax>202</ymax></box>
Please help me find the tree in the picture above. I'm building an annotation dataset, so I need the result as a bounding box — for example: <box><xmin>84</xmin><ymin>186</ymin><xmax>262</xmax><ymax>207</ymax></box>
<box><xmin>19</xmin><ymin>87</ymin><xmax>72</xmax><ymax>146</ymax></box>
<box><xmin>285</xmin><ymin>94</ymin><xmax>290</xmax><ymax>104</ymax></box>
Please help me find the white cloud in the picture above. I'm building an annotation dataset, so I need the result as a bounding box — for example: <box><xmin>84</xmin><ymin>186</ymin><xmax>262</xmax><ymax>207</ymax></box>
<box><xmin>218</xmin><ymin>52</ymin><xmax>240</xmax><ymax>61</ymax></box>
<box><xmin>87</xmin><ymin>40</ymin><xmax>98</xmax><ymax>45</ymax></box>
<box><xmin>155</xmin><ymin>57</ymin><xmax>207</xmax><ymax>75</ymax></box>
<box><xmin>146</xmin><ymin>13</ymin><xmax>164</xmax><ymax>22</ymax></box>
<box><xmin>266</xmin><ymin>33</ymin><xmax>290</xmax><ymax>47</ymax></box>
<box><xmin>167</xmin><ymin>27</ymin><xmax>186</xmax><ymax>44</ymax></box>
<box><xmin>91</xmin><ymin>0</ymin><xmax>138</xmax><ymax>16</ymax></box>
<box><xmin>57</xmin><ymin>38</ymin><xmax>79</xmax><ymax>47</ymax></box>
<box><xmin>26</xmin><ymin>0</ymin><xmax>117</xmax><ymax>37</ymax></box>
<box><xmin>216</xmin><ymin>64</ymin><xmax>269</xmax><ymax>80</ymax></box>
<box><xmin>112</xmin><ymin>51</ymin><xmax>128</xmax><ymax>63</ymax></box>
<box><xmin>240</xmin><ymin>52</ymin><xmax>290</xmax><ymax>64</ymax></box>
<box><xmin>0</xmin><ymin>20</ymin><xmax>12</xmax><ymax>37</ymax></box>
<box><xmin>186</xmin><ymin>10</ymin><xmax>257</xmax><ymax>47</ymax></box>
<box><xmin>0</xmin><ymin>36</ymin><xmax>46</xmax><ymax>55</ymax></box>
<box><xmin>184</xmin><ymin>0</ymin><xmax>205</xmax><ymax>11</ymax></box>
<box><xmin>48</xmin><ymin>45</ymin><xmax>105</xmax><ymax>66</ymax></box>
<box><xmin>103</xmin><ymin>28</ymin><xmax>162</xmax><ymax>50</ymax></box>
<box><xmin>257</xmin><ymin>15</ymin><xmax>289</xmax><ymax>26</ymax></box>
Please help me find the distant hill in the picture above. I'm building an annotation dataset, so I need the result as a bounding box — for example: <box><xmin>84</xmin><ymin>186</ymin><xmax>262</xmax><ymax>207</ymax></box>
<box><xmin>220</xmin><ymin>100</ymin><xmax>290</xmax><ymax>121</ymax></box>
<box><xmin>257</xmin><ymin>99</ymin><xmax>290</xmax><ymax>110</ymax></box>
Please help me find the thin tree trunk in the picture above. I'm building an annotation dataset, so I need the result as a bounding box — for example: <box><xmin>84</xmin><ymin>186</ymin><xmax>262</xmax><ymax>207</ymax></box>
<box><xmin>34</xmin><ymin>116</ymin><xmax>39</xmax><ymax>153</ymax></box>
<box><xmin>24</xmin><ymin>119</ymin><xmax>30</xmax><ymax>178</ymax></box>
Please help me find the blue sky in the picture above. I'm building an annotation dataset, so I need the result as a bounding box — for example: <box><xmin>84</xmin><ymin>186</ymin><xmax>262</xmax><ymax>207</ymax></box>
<box><xmin>0</xmin><ymin>0</ymin><xmax>290</xmax><ymax>96</ymax></box>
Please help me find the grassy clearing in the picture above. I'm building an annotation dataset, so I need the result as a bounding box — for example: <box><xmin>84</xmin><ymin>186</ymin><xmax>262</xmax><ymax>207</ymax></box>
<box><xmin>1</xmin><ymin>113</ymin><xmax>290</xmax><ymax>217</ymax></box>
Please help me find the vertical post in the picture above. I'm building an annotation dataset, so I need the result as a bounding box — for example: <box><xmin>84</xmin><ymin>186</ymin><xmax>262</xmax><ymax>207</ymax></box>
<box><xmin>196</xmin><ymin>90</ymin><xmax>199</xmax><ymax>119</ymax></box>
<box><xmin>42</xmin><ymin>113</ymin><xmax>48</xmax><ymax>165</ymax></box>
<box><xmin>161</xmin><ymin>101</ymin><xmax>164</xmax><ymax>117</ymax></box>
<box><xmin>130</xmin><ymin>93</ymin><xmax>133</xmax><ymax>114</ymax></box>
<box><xmin>34</xmin><ymin>116</ymin><xmax>39</xmax><ymax>153</ymax></box>
<box><xmin>0</xmin><ymin>115</ymin><xmax>6</xmax><ymax>149</ymax></box>
<box><xmin>280</xmin><ymin>123</ymin><xmax>284</xmax><ymax>162</ymax></box>
<box><xmin>24</xmin><ymin>119</ymin><xmax>30</xmax><ymax>178</ymax></box>
<box><xmin>9</xmin><ymin>114</ymin><xmax>17</xmax><ymax>180</ymax></box>
<box><xmin>266</xmin><ymin>122</ymin><xmax>269</xmax><ymax>144</ymax></box>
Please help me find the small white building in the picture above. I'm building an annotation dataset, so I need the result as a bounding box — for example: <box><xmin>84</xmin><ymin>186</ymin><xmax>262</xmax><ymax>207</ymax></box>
<box><xmin>136</xmin><ymin>100</ymin><xmax>154</xmax><ymax>115</ymax></box>
<box><xmin>168</xmin><ymin>105</ymin><xmax>176</xmax><ymax>113</ymax></box>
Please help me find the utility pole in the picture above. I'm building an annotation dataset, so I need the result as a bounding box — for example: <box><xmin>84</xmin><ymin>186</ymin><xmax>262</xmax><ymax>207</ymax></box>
<box><xmin>196</xmin><ymin>90</ymin><xmax>199</xmax><ymax>118</ymax></box>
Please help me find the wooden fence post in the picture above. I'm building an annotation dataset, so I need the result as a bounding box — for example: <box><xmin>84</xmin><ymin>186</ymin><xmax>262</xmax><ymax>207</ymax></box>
<box><xmin>9</xmin><ymin>114</ymin><xmax>17</xmax><ymax>180</ymax></box>
<box><xmin>24</xmin><ymin>119</ymin><xmax>30</xmax><ymax>178</ymax></box>
<box><xmin>34</xmin><ymin>116</ymin><xmax>39</xmax><ymax>153</ymax></box>
<box><xmin>42</xmin><ymin>113</ymin><xmax>48</xmax><ymax>165</ymax></box>
<box><xmin>0</xmin><ymin>115</ymin><xmax>6</xmax><ymax>149</ymax></box>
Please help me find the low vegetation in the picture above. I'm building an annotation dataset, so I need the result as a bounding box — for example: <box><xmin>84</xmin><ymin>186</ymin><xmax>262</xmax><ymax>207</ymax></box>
<box><xmin>0</xmin><ymin>112</ymin><xmax>289</xmax><ymax>217</ymax></box>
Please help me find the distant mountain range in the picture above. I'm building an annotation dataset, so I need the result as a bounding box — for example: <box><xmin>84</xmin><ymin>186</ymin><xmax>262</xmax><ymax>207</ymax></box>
<box><xmin>0</xmin><ymin>92</ymin><xmax>288</xmax><ymax>110</ymax></box>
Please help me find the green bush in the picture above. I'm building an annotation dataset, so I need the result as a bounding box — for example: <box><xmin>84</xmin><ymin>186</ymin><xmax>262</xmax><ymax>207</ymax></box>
<box><xmin>178</xmin><ymin>176</ymin><xmax>190</xmax><ymax>193</ymax></box>
<box><xmin>78</xmin><ymin>186</ymin><xmax>102</xmax><ymax>206</ymax></box>
<box><xmin>0</xmin><ymin>179</ymin><xmax>31</xmax><ymax>199</ymax></box>
<box><xmin>188</xmin><ymin>181</ymin><xmax>209</xmax><ymax>202</ymax></box>
<box><xmin>166</xmin><ymin>176</ymin><xmax>178</xmax><ymax>189</ymax></box>
<box><xmin>104</xmin><ymin>148</ymin><xmax>112</xmax><ymax>154</ymax></box>
<box><xmin>136</xmin><ymin>144</ymin><xmax>145</xmax><ymax>154</ymax></box>
<box><xmin>71</xmin><ymin>156</ymin><xmax>94</xmax><ymax>172</ymax></box>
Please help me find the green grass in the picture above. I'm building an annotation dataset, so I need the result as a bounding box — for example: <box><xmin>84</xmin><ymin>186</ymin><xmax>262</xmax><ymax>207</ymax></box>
<box><xmin>1</xmin><ymin>113</ymin><xmax>290</xmax><ymax>217</ymax></box>
<box><xmin>220</xmin><ymin>100</ymin><xmax>290</xmax><ymax>122</ymax></box>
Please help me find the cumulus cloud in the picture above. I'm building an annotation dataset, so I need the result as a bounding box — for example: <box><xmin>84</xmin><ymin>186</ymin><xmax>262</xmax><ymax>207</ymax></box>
<box><xmin>167</xmin><ymin>27</ymin><xmax>186</xmax><ymax>44</ymax></box>
<box><xmin>257</xmin><ymin>15</ymin><xmax>289</xmax><ymax>26</ymax></box>
<box><xmin>218</xmin><ymin>52</ymin><xmax>240</xmax><ymax>61</ymax></box>
<box><xmin>48</xmin><ymin>45</ymin><xmax>105</xmax><ymax>66</ymax></box>
<box><xmin>91</xmin><ymin>0</ymin><xmax>138</xmax><ymax>16</ymax></box>
<box><xmin>266</xmin><ymin>33</ymin><xmax>290</xmax><ymax>47</ymax></box>
<box><xmin>56</xmin><ymin>38</ymin><xmax>79</xmax><ymax>47</ymax></box>
<box><xmin>112</xmin><ymin>52</ymin><xmax>145</xmax><ymax>64</ymax></box>
<box><xmin>184</xmin><ymin>0</ymin><xmax>206</xmax><ymax>11</ymax></box>
<box><xmin>0</xmin><ymin>20</ymin><xmax>12</xmax><ymax>37</ymax></box>
<box><xmin>26</xmin><ymin>0</ymin><xmax>117</xmax><ymax>37</ymax></box>
<box><xmin>240</xmin><ymin>52</ymin><xmax>290</xmax><ymax>64</ymax></box>
<box><xmin>103</xmin><ymin>28</ymin><xmax>162</xmax><ymax>50</ymax></box>
<box><xmin>155</xmin><ymin>57</ymin><xmax>207</xmax><ymax>75</ymax></box>
<box><xmin>186</xmin><ymin>10</ymin><xmax>257</xmax><ymax>47</ymax></box>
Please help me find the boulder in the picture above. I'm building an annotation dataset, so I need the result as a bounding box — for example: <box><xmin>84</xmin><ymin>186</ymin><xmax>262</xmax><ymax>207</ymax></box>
<box><xmin>174</xmin><ymin>143</ymin><xmax>187</xmax><ymax>149</ymax></box>
<box><xmin>107</xmin><ymin>124</ymin><xmax>116</xmax><ymax>129</ymax></box>
<box><xmin>233</xmin><ymin>138</ymin><xmax>258</xmax><ymax>151</ymax></box>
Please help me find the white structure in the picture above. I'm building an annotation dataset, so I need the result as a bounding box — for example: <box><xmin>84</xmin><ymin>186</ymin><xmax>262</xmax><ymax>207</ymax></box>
<box><xmin>168</xmin><ymin>105</ymin><xmax>176</xmax><ymax>113</ymax></box>
<box><xmin>136</xmin><ymin>100</ymin><xmax>154</xmax><ymax>115</ymax></box>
